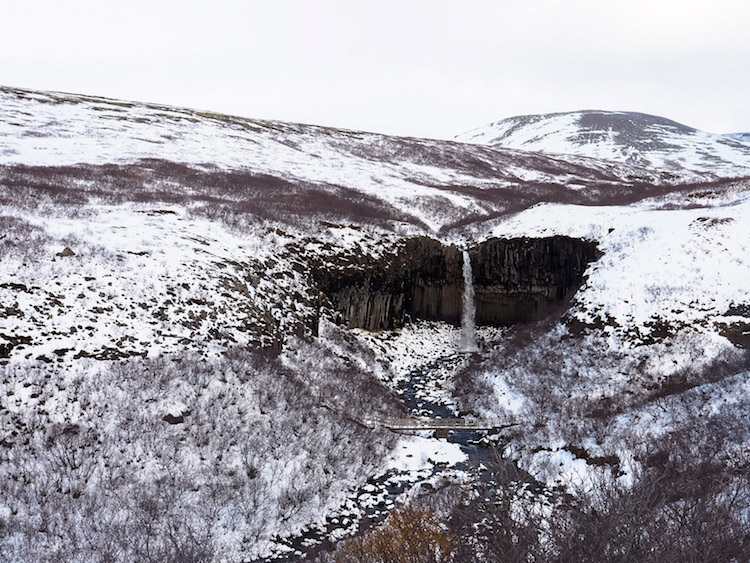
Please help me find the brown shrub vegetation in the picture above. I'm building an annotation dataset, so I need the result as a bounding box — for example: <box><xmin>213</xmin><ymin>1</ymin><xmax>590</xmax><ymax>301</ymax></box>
<box><xmin>327</xmin><ymin>504</ymin><xmax>453</xmax><ymax>563</ymax></box>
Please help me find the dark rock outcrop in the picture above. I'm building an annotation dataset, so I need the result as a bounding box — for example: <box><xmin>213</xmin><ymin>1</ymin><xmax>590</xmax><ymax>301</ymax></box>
<box><xmin>0</xmin><ymin>342</ymin><xmax>12</xmax><ymax>358</ymax></box>
<box><xmin>0</xmin><ymin>334</ymin><xmax>32</xmax><ymax>359</ymax></box>
<box><xmin>315</xmin><ymin>237</ymin><xmax>464</xmax><ymax>329</ymax></box>
<box><xmin>470</xmin><ymin>236</ymin><xmax>601</xmax><ymax>324</ymax></box>
<box><xmin>162</xmin><ymin>413</ymin><xmax>184</xmax><ymax>424</ymax></box>
<box><xmin>314</xmin><ymin>236</ymin><xmax>600</xmax><ymax>330</ymax></box>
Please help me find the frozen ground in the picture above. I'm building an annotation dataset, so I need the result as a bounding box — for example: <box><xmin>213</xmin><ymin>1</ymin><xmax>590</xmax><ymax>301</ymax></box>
<box><xmin>0</xmin><ymin>197</ymin><xmax>481</xmax><ymax>561</ymax></box>
<box><xmin>454</xmin><ymin>179</ymin><xmax>750</xmax><ymax>492</ymax></box>
<box><xmin>354</xmin><ymin>321</ymin><xmax>507</xmax><ymax>414</ymax></box>
<box><xmin>484</xmin><ymin>180</ymin><xmax>750</xmax><ymax>344</ymax></box>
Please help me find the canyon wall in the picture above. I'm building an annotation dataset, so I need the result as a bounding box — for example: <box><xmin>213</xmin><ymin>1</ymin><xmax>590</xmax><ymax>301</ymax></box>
<box><xmin>314</xmin><ymin>236</ymin><xmax>600</xmax><ymax>330</ymax></box>
<box><xmin>470</xmin><ymin>236</ymin><xmax>601</xmax><ymax>324</ymax></box>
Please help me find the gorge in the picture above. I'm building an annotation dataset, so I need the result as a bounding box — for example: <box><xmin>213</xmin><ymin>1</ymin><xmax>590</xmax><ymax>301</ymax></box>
<box><xmin>314</xmin><ymin>235</ymin><xmax>601</xmax><ymax>331</ymax></box>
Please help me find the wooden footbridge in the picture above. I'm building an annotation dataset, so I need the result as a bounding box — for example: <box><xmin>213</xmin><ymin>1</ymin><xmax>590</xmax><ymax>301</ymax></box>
<box><xmin>322</xmin><ymin>403</ymin><xmax>519</xmax><ymax>433</ymax></box>
<box><xmin>358</xmin><ymin>413</ymin><xmax>519</xmax><ymax>432</ymax></box>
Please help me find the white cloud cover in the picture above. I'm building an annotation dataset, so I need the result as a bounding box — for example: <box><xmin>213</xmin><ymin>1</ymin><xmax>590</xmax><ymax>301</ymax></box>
<box><xmin>2</xmin><ymin>0</ymin><xmax>749</xmax><ymax>139</ymax></box>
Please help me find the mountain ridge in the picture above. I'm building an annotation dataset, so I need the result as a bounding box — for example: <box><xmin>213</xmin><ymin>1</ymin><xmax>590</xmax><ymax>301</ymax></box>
<box><xmin>0</xmin><ymin>86</ymin><xmax>686</xmax><ymax>234</ymax></box>
<box><xmin>456</xmin><ymin>109</ymin><xmax>750</xmax><ymax>179</ymax></box>
<box><xmin>726</xmin><ymin>131</ymin><xmax>750</xmax><ymax>143</ymax></box>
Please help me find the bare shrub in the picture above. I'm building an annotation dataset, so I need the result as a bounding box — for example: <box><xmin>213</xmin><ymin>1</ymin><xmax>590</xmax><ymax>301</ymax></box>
<box><xmin>542</xmin><ymin>420</ymin><xmax>750</xmax><ymax>563</ymax></box>
<box><xmin>326</xmin><ymin>504</ymin><xmax>453</xmax><ymax>563</ymax></box>
<box><xmin>0</xmin><ymin>214</ymin><xmax>50</xmax><ymax>260</ymax></box>
<box><xmin>0</xmin><ymin>341</ymin><xmax>399</xmax><ymax>562</ymax></box>
<box><xmin>0</xmin><ymin>161</ymin><xmax>413</xmax><ymax>232</ymax></box>
<box><xmin>447</xmin><ymin>450</ymin><xmax>547</xmax><ymax>563</ymax></box>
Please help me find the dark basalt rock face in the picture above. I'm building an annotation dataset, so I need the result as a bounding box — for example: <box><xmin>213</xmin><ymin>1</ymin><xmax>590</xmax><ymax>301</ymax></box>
<box><xmin>470</xmin><ymin>236</ymin><xmax>601</xmax><ymax>324</ymax></box>
<box><xmin>314</xmin><ymin>236</ymin><xmax>600</xmax><ymax>330</ymax></box>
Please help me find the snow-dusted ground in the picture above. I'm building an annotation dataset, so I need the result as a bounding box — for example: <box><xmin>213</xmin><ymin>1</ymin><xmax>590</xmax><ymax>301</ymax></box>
<box><xmin>0</xmin><ymin>198</ymin><xmax>477</xmax><ymax>561</ymax></box>
<box><xmin>484</xmin><ymin>181</ymin><xmax>750</xmax><ymax>343</ymax></box>
<box><xmin>354</xmin><ymin>321</ymin><xmax>507</xmax><ymax>413</ymax></box>
<box><xmin>0</xmin><ymin>203</ymin><xmax>319</xmax><ymax>362</ymax></box>
<box><xmin>3</xmin><ymin>85</ymin><xmax>750</xmax><ymax>558</ymax></box>
<box><xmin>455</xmin><ymin>179</ymin><xmax>750</xmax><ymax>492</ymax></box>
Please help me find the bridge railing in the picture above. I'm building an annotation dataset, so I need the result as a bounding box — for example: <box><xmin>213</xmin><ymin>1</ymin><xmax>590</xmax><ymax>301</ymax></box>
<box><xmin>359</xmin><ymin>413</ymin><xmax>518</xmax><ymax>431</ymax></box>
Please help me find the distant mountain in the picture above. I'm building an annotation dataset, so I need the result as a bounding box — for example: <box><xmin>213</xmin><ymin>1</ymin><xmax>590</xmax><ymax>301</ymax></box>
<box><xmin>726</xmin><ymin>132</ymin><xmax>750</xmax><ymax>143</ymax></box>
<box><xmin>456</xmin><ymin>110</ymin><xmax>750</xmax><ymax>179</ymax></box>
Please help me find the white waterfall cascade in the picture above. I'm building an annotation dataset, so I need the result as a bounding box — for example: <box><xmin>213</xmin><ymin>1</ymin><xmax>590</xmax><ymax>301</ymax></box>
<box><xmin>460</xmin><ymin>250</ymin><xmax>478</xmax><ymax>352</ymax></box>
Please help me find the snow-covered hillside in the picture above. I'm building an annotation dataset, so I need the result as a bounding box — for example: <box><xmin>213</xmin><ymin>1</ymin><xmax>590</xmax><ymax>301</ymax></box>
<box><xmin>0</xmin><ymin>87</ymin><xmax>685</xmax><ymax>233</ymax></box>
<box><xmin>457</xmin><ymin>110</ymin><xmax>750</xmax><ymax>179</ymax></box>
<box><xmin>456</xmin><ymin>177</ymin><xmax>750</xmax><ymax>481</ymax></box>
<box><xmin>2</xmin><ymin>86</ymin><xmax>750</xmax><ymax>560</ymax></box>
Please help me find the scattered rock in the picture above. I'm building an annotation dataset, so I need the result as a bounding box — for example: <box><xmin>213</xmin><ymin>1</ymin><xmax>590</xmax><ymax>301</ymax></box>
<box><xmin>726</xmin><ymin>303</ymin><xmax>750</xmax><ymax>317</ymax></box>
<box><xmin>138</xmin><ymin>209</ymin><xmax>177</xmax><ymax>216</ymax></box>
<box><xmin>0</xmin><ymin>282</ymin><xmax>30</xmax><ymax>293</ymax></box>
<box><xmin>162</xmin><ymin>413</ymin><xmax>184</xmax><ymax>424</ymax></box>
<box><xmin>73</xmin><ymin>347</ymin><xmax>147</xmax><ymax>360</ymax></box>
<box><xmin>0</xmin><ymin>342</ymin><xmax>12</xmax><ymax>358</ymax></box>
<box><xmin>427</xmin><ymin>457</ymin><xmax>449</xmax><ymax>467</ymax></box>
<box><xmin>0</xmin><ymin>306</ymin><xmax>24</xmax><ymax>318</ymax></box>
<box><xmin>717</xmin><ymin>321</ymin><xmax>750</xmax><ymax>349</ymax></box>
<box><xmin>0</xmin><ymin>334</ymin><xmax>32</xmax><ymax>347</ymax></box>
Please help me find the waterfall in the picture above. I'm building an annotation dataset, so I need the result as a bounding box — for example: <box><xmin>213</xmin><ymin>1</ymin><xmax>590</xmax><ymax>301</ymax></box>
<box><xmin>460</xmin><ymin>250</ymin><xmax>478</xmax><ymax>352</ymax></box>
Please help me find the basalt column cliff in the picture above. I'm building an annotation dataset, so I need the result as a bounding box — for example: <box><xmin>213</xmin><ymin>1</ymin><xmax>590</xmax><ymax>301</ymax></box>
<box><xmin>314</xmin><ymin>236</ymin><xmax>600</xmax><ymax>330</ymax></box>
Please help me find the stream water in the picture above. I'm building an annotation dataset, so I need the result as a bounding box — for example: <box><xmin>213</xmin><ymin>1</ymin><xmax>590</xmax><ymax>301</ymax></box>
<box><xmin>258</xmin><ymin>348</ymin><xmax>502</xmax><ymax>562</ymax></box>
<box><xmin>258</xmin><ymin>258</ymin><xmax>499</xmax><ymax>561</ymax></box>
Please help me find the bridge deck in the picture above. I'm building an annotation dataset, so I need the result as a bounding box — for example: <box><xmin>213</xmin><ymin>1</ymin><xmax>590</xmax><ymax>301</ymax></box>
<box><xmin>361</xmin><ymin>414</ymin><xmax>518</xmax><ymax>432</ymax></box>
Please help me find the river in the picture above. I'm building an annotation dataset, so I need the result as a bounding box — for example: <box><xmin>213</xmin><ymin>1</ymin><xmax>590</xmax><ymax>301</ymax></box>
<box><xmin>257</xmin><ymin>334</ymin><xmax>507</xmax><ymax>562</ymax></box>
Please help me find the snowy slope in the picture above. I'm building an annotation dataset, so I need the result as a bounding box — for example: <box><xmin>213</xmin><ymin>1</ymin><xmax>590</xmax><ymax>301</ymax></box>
<box><xmin>484</xmin><ymin>180</ymin><xmax>750</xmax><ymax>349</ymax></box>
<box><xmin>459</xmin><ymin>177</ymin><xmax>750</xmax><ymax>489</ymax></box>
<box><xmin>3</xmin><ymin>86</ymin><xmax>750</xmax><ymax>559</ymax></box>
<box><xmin>457</xmin><ymin>110</ymin><xmax>750</xmax><ymax>179</ymax></box>
<box><xmin>0</xmin><ymin>198</ymin><xmax>472</xmax><ymax>561</ymax></box>
<box><xmin>0</xmin><ymin>87</ymin><xmax>684</xmax><ymax>233</ymax></box>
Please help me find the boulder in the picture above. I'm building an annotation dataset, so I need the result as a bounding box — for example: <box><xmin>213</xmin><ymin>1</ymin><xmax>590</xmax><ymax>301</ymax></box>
<box><xmin>162</xmin><ymin>413</ymin><xmax>184</xmax><ymax>424</ymax></box>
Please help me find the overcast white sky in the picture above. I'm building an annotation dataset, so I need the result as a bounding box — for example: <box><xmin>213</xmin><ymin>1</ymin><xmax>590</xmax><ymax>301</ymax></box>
<box><xmin>2</xmin><ymin>0</ymin><xmax>749</xmax><ymax>139</ymax></box>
